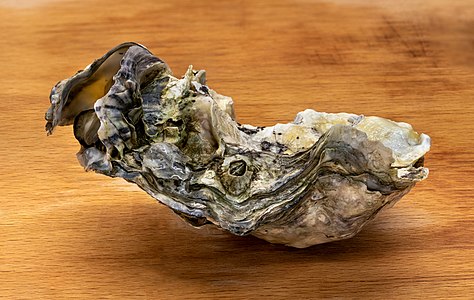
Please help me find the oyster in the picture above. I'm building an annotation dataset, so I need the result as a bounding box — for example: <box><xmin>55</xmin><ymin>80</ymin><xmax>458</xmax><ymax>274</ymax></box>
<box><xmin>45</xmin><ymin>42</ymin><xmax>430</xmax><ymax>248</ymax></box>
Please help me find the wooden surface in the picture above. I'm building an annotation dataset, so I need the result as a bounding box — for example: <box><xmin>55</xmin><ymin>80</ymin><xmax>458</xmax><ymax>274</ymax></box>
<box><xmin>1</xmin><ymin>0</ymin><xmax>473</xmax><ymax>298</ymax></box>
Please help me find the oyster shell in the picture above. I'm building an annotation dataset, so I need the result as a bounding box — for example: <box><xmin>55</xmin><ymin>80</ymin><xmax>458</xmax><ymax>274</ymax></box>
<box><xmin>45</xmin><ymin>42</ymin><xmax>430</xmax><ymax>248</ymax></box>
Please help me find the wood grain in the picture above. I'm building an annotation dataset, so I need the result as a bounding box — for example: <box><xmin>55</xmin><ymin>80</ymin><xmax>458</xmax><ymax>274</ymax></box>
<box><xmin>1</xmin><ymin>0</ymin><xmax>473</xmax><ymax>298</ymax></box>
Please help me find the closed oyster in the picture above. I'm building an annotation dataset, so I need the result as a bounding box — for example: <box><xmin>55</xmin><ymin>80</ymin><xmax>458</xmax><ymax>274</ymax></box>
<box><xmin>45</xmin><ymin>42</ymin><xmax>430</xmax><ymax>248</ymax></box>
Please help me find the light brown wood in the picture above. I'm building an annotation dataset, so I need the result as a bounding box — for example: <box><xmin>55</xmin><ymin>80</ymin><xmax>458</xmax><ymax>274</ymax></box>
<box><xmin>1</xmin><ymin>0</ymin><xmax>473</xmax><ymax>298</ymax></box>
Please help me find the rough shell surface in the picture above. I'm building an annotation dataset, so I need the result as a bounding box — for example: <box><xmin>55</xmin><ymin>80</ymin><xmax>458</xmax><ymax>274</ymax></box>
<box><xmin>45</xmin><ymin>42</ymin><xmax>430</xmax><ymax>248</ymax></box>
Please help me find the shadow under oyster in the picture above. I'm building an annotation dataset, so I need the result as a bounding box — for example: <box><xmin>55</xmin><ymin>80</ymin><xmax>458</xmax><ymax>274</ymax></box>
<box><xmin>45</xmin><ymin>42</ymin><xmax>430</xmax><ymax>248</ymax></box>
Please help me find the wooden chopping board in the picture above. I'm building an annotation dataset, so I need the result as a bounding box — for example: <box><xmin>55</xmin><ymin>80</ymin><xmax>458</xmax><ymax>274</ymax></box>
<box><xmin>0</xmin><ymin>0</ymin><xmax>473</xmax><ymax>298</ymax></box>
